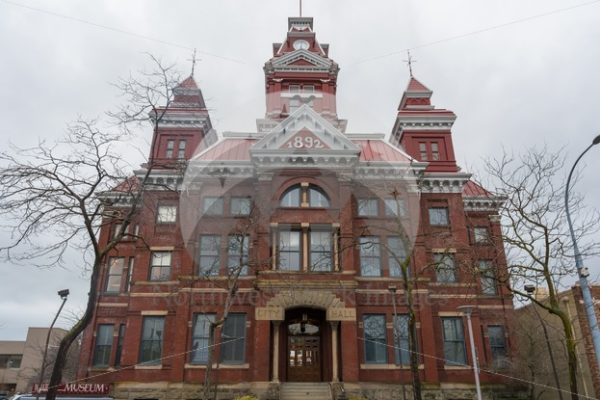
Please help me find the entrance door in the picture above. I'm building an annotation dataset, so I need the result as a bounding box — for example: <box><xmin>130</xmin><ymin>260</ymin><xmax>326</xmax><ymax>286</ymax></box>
<box><xmin>286</xmin><ymin>313</ymin><xmax>322</xmax><ymax>381</ymax></box>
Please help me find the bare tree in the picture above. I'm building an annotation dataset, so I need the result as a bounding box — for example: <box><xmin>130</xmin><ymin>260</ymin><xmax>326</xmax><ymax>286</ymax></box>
<box><xmin>0</xmin><ymin>55</ymin><xmax>182</xmax><ymax>400</ymax></box>
<box><xmin>484</xmin><ymin>146</ymin><xmax>600</xmax><ymax>400</ymax></box>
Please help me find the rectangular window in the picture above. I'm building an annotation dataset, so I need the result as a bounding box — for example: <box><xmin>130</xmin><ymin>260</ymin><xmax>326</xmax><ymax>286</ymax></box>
<box><xmin>363</xmin><ymin>314</ymin><xmax>387</xmax><ymax>364</ymax></box>
<box><xmin>221</xmin><ymin>314</ymin><xmax>246</xmax><ymax>364</ymax></box>
<box><xmin>230</xmin><ymin>197</ymin><xmax>251</xmax><ymax>216</ymax></box>
<box><xmin>139</xmin><ymin>317</ymin><xmax>164</xmax><ymax>365</ymax></box>
<box><xmin>384</xmin><ymin>198</ymin><xmax>405</xmax><ymax>217</ymax></box>
<box><xmin>105</xmin><ymin>257</ymin><xmax>125</xmax><ymax>293</ymax></box>
<box><xmin>393</xmin><ymin>315</ymin><xmax>411</xmax><ymax>366</ymax></box>
<box><xmin>433</xmin><ymin>253</ymin><xmax>456</xmax><ymax>283</ymax></box>
<box><xmin>165</xmin><ymin>139</ymin><xmax>175</xmax><ymax>158</ymax></box>
<box><xmin>92</xmin><ymin>324</ymin><xmax>113</xmax><ymax>367</ymax></box>
<box><xmin>289</xmin><ymin>85</ymin><xmax>300</xmax><ymax>93</ymax></box>
<box><xmin>157</xmin><ymin>205</ymin><xmax>177</xmax><ymax>224</ymax></box>
<box><xmin>114</xmin><ymin>324</ymin><xmax>125</xmax><ymax>367</ymax></box>
<box><xmin>473</xmin><ymin>227</ymin><xmax>489</xmax><ymax>243</ymax></box>
<box><xmin>177</xmin><ymin>140</ymin><xmax>186</xmax><ymax>159</ymax></box>
<box><xmin>358</xmin><ymin>198</ymin><xmax>379</xmax><ymax>217</ymax></box>
<box><xmin>203</xmin><ymin>197</ymin><xmax>224</xmax><ymax>215</ymax></box>
<box><xmin>303</xmin><ymin>85</ymin><xmax>315</xmax><ymax>93</ymax></box>
<box><xmin>387</xmin><ymin>236</ymin><xmax>407</xmax><ymax>277</ymax></box>
<box><xmin>488</xmin><ymin>325</ymin><xmax>507</xmax><ymax>367</ymax></box>
<box><xmin>310</xmin><ymin>229</ymin><xmax>332</xmax><ymax>272</ymax></box>
<box><xmin>431</xmin><ymin>142</ymin><xmax>440</xmax><ymax>160</ymax></box>
<box><xmin>0</xmin><ymin>355</ymin><xmax>22</xmax><ymax>369</ymax></box>
<box><xmin>419</xmin><ymin>143</ymin><xmax>428</xmax><ymax>161</ymax></box>
<box><xmin>479</xmin><ymin>260</ymin><xmax>497</xmax><ymax>295</ymax></box>
<box><xmin>442</xmin><ymin>318</ymin><xmax>466</xmax><ymax>366</ymax></box>
<box><xmin>150</xmin><ymin>251</ymin><xmax>171</xmax><ymax>281</ymax></box>
<box><xmin>359</xmin><ymin>236</ymin><xmax>381</xmax><ymax>276</ymax></box>
<box><xmin>429</xmin><ymin>207</ymin><xmax>449</xmax><ymax>226</ymax></box>
<box><xmin>191</xmin><ymin>314</ymin><xmax>215</xmax><ymax>364</ymax></box>
<box><xmin>279</xmin><ymin>229</ymin><xmax>301</xmax><ymax>271</ymax></box>
<box><xmin>198</xmin><ymin>235</ymin><xmax>221</xmax><ymax>276</ymax></box>
<box><xmin>228</xmin><ymin>235</ymin><xmax>249</xmax><ymax>275</ymax></box>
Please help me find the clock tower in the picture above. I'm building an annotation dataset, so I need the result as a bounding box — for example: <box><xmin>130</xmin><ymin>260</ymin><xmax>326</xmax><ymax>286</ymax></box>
<box><xmin>257</xmin><ymin>17</ymin><xmax>347</xmax><ymax>133</ymax></box>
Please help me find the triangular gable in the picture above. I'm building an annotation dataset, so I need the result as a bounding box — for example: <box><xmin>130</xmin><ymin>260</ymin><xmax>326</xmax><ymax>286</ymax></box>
<box><xmin>272</xmin><ymin>49</ymin><xmax>332</xmax><ymax>69</ymax></box>
<box><xmin>252</xmin><ymin>105</ymin><xmax>359</xmax><ymax>154</ymax></box>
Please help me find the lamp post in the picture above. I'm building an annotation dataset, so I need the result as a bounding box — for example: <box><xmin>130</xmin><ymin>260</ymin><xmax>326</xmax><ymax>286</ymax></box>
<box><xmin>564</xmin><ymin>134</ymin><xmax>600</xmax><ymax>369</ymax></box>
<box><xmin>457</xmin><ymin>306</ymin><xmax>482</xmax><ymax>400</ymax></box>
<box><xmin>36</xmin><ymin>289</ymin><xmax>69</xmax><ymax>399</ymax></box>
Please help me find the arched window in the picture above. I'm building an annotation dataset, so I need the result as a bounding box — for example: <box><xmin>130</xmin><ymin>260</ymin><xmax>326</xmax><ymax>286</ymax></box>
<box><xmin>280</xmin><ymin>184</ymin><xmax>330</xmax><ymax>208</ymax></box>
<box><xmin>280</xmin><ymin>185</ymin><xmax>302</xmax><ymax>207</ymax></box>
<box><xmin>308</xmin><ymin>187</ymin><xmax>330</xmax><ymax>208</ymax></box>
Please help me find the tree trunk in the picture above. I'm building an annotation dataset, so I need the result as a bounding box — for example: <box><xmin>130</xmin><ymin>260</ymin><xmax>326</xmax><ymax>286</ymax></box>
<box><xmin>46</xmin><ymin>261</ymin><xmax>100</xmax><ymax>400</ymax></box>
<box><xmin>401</xmin><ymin>257</ymin><xmax>422</xmax><ymax>400</ymax></box>
<box><xmin>203</xmin><ymin>324</ymin><xmax>216</xmax><ymax>400</ymax></box>
<box><xmin>557</xmin><ymin>311</ymin><xmax>579</xmax><ymax>400</ymax></box>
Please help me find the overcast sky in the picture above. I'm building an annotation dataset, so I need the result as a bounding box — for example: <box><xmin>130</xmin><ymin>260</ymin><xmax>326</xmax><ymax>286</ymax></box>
<box><xmin>1</xmin><ymin>0</ymin><xmax>599</xmax><ymax>340</ymax></box>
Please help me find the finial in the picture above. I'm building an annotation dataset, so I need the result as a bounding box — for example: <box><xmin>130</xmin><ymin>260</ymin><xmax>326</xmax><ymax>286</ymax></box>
<box><xmin>299</xmin><ymin>0</ymin><xmax>303</xmax><ymax>17</ymax></box>
<box><xmin>403</xmin><ymin>50</ymin><xmax>416</xmax><ymax>77</ymax></box>
<box><xmin>187</xmin><ymin>48</ymin><xmax>200</xmax><ymax>77</ymax></box>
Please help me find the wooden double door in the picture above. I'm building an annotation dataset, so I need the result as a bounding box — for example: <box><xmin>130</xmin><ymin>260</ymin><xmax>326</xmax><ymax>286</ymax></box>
<box><xmin>286</xmin><ymin>310</ymin><xmax>323</xmax><ymax>382</ymax></box>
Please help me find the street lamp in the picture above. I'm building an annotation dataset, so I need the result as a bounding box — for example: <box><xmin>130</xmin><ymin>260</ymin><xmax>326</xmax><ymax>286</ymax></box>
<box><xmin>457</xmin><ymin>306</ymin><xmax>482</xmax><ymax>400</ymax></box>
<box><xmin>36</xmin><ymin>289</ymin><xmax>69</xmax><ymax>399</ymax></box>
<box><xmin>564</xmin><ymin>134</ymin><xmax>600</xmax><ymax>370</ymax></box>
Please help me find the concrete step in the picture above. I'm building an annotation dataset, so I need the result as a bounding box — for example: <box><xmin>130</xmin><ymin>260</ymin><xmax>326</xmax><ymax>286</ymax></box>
<box><xmin>280</xmin><ymin>383</ymin><xmax>331</xmax><ymax>400</ymax></box>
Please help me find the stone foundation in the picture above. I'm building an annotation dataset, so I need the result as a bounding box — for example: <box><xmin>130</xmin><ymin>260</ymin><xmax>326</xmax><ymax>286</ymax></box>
<box><xmin>110</xmin><ymin>382</ymin><xmax>526</xmax><ymax>400</ymax></box>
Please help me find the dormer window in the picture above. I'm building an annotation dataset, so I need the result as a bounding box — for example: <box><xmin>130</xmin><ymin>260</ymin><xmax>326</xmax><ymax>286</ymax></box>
<box><xmin>419</xmin><ymin>143</ymin><xmax>428</xmax><ymax>161</ymax></box>
<box><xmin>431</xmin><ymin>142</ymin><xmax>439</xmax><ymax>161</ymax></box>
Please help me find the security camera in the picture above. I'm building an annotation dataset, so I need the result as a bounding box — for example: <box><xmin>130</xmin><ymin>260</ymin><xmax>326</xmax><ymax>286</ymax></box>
<box><xmin>58</xmin><ymin>289</ymin><xmax>70</xmax><ymax>299</ymax></box>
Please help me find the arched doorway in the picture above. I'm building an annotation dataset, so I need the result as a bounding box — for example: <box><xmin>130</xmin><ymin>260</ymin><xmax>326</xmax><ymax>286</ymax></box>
<box><xmin>285</xmin><ymin>308</ymin><xmax>325</xmax><ymax>382</ymax></box>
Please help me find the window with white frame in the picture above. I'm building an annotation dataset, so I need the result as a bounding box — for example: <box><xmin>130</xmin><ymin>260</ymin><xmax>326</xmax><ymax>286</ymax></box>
<box><xmin>387</xmin><ymin>236</ymin><xmax>407</xmax><ymax>277</ymax></box>
<box><xmin>309</xmin><ymin>229</ymin><xmax>332</xmax><ymax>272</ymax></box>
<box><xmin>157</xmin><ymin>205</ymin><xmax>177</xmax><ymax>224</ymax></box>
<box><xmin>441</xmin><ymin>317</ymin><xmax>466</xmax><ymax>366</ymax></box>
<box><xmin>231</xmin><ymin>197</ymin><xmax>251</xmax><ymax>216</ymax></box>
<box><xmin>177</xmin><ymin>140</ymin><xmax>186</xmax><ymax>159</ymax></box>
<box><xmin>429</xmin><ymin>207</ymin><xmax>449</xmax><ymax>226</ymax></box>
<box><xmin>359</xmin><ymin>236</ymin><xmax>381</xmax><ymax>276</ymax></box>
<box><xmin>105</xmin><ymin>257</ymin><xmax>125</xmax><ymax>292</ymax></box>
<box><xmin>433</xmin><ymin>253</ymin><xmax>456</xmax><ymax>283</ymax></box>
<box><xmin>191</xmin><ymin>314</ymin><xmax>215</xmax><ymax>364</ymax></box>
<box><xmin>279</xmin><ymin>230</ymin><xmax>301</xmax><ymax>271</ymax></box>
<box><xmin>384</xmin><ymin>198</ymin><xmax>405</xmax><ymax>217</ymax></box>
<box><xmin>358</xmin><ymin>198</ymin><xmax>378</xmax><ymax>217</ymax></box>
<box><xmin>149</xmin><ymin>251</ymin><xmax>171</xmax><ymax>281</ymax></box>
<box><xmin>228</xmin><ymin>235</ymin><xmax>249</xmax><ymax>275</ymax></box>
<box><xmin>198</xmin><ymin>235</ymin><xmax>221</xmax><ymax>276</ymax></box>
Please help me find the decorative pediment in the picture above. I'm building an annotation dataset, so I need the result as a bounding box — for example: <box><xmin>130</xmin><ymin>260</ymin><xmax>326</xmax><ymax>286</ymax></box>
<box><xmin>251</xmin><ymin>104</ymin><xmax>359</xmax><ymax>158</ymax></box>
<box><xmin>271</xmin><ymin>49</ymin><xmax>332</xmax><ymax>70</ymax></box>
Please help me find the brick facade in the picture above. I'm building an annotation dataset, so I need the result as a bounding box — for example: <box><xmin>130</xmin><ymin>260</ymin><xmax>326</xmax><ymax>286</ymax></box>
<box><xmin>77</xmin><ymin>15</ymin><xmax>522</xmax><ymax>400</ymax></box>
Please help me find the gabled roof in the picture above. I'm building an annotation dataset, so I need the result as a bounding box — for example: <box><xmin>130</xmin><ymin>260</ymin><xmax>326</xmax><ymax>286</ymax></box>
<box><xmin>252</xmin><ymin>104</ymin><xmax>359</xmax><ymax>154</ymax></box>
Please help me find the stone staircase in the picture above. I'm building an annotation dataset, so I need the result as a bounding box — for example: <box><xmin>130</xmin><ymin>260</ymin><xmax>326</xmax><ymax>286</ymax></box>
<box><xmin>280</xmin><ymin>382</ymin><xmax>332</xmax><ymax>400</ymax></box>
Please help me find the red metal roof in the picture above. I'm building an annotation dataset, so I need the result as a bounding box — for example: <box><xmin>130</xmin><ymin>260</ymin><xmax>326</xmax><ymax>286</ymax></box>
<box><xmin>355</xmin><ymin>140</ymin><xmax>412</xmax><ymax>162</ymax></box>
<box><xmin>463</xmin><ymin>180</ymin><xmax>493</xmax><ymax>197</ymax></box>
<box><xmin>406</xmin><ymin>77</ymin><xmax>431</xmax><ymax>92</ymax></box>
<box><xmin>196</xmin><ymin>139</ymin><xmax>255</xmax><ymax>161</ymax></box>
<box><xmin>178</xmin><ymin>76</ymin><xmax>198</xmax><ymax>89</ymax></box>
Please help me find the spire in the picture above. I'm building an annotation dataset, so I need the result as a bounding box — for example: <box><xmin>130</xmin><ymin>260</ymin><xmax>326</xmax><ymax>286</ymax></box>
<box><xmin>398</xmin><ymin>76</ymin><xmax>433</xmax><ymax>110</ymax></box>
<box><xmin>173</xmin><ymin>76</ymin><xmax>206</xmax><ymax>108</ymax></box>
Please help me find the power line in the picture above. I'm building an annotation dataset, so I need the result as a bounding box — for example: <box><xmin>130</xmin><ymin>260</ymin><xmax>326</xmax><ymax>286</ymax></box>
<box><xmin>0</xmin><ymin>0</ymin><xmax>246</xmax><ymax>65</ymax></box>
<box><xmin>350</xmin><ymin>0</ymin><xmax>600</xmax><ymax>66</ymax></box>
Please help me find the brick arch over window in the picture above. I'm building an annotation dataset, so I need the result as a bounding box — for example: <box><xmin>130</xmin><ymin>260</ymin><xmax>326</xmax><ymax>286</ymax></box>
<box><xmin>258</xmin><ymin>290</ymin><xmax>356</xmax><ymax>321</ymax></box>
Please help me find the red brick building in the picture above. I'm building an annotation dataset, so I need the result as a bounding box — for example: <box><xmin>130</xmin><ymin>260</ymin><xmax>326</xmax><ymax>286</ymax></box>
<box><xmin>78</xmin><ymin>16</ymin><xmax>520</xmax><ymax>400</ymax></box>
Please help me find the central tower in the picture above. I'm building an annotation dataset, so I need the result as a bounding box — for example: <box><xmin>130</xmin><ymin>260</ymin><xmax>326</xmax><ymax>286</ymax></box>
<box><xmin>257</xmin><ymin>17</ymin><xmax>347</xmax><ymax>133</ymax></box>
